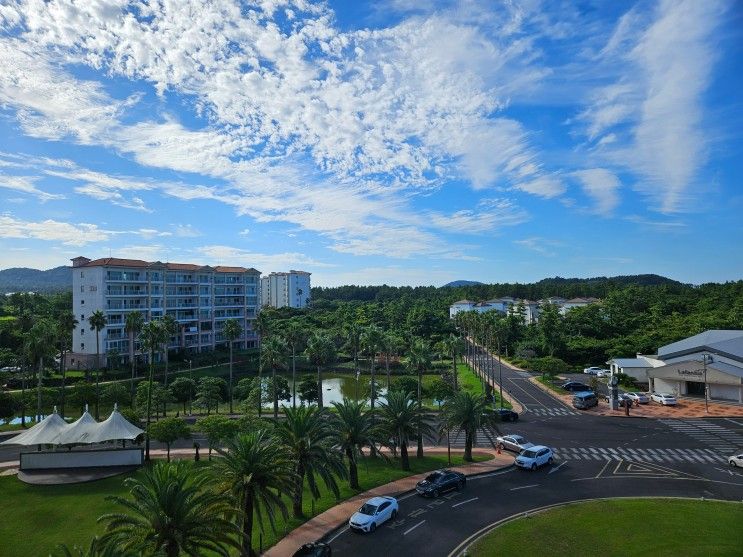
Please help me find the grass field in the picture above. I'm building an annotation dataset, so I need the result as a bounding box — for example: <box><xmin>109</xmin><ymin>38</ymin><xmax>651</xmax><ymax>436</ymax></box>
<box><xmin>467</xmin><ymin>498</ymin><xmax>743</xmax><ymax>557</ymax></box>
<box><xmin>0</xmin><ymin>453</ymin><xmax>490</xmax><ymax>556</ymax></box>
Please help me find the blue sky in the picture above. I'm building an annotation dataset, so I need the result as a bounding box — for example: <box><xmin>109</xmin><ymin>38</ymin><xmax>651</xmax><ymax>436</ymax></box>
<box><xmin>0</xmin><ymin>0</ymin><xmax>741</xmax><ymax>287</ymax></box>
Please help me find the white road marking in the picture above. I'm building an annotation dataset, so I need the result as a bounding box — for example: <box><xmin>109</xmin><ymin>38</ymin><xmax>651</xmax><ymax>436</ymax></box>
<box><xmin>510</xmin><ymin>484</ymin><xmax>539</xmax><ymax>491</ymax></box>
<box><xmin>451</xmin><ymin>497</ymin><xmax>479</xmax><ymax>508</ymax></box>
<box><xmin>548</xmin><ymin>462</ymin><xmax>567</xmax><ymax>474</ymax></box>
<box><xmin>403</xmin><ymin>520</ymin><xmax>426</xmax><ymax>536</ymax></box>
<box><xmin>326</xmin><ymin>527</ymin><xmax>349</xmax><ymax>543</ymax></box>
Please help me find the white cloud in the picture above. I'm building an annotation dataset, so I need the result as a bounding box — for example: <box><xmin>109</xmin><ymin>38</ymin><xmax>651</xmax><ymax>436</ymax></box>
<box><xmin>0</xmin><ymin>214</ymin><xmax>109</xmax><ymax>246</ymax></box>
<box><xmin>514</xmin><ymin>237</ymin><xmax>562</xmax><ymax>256</ymax></box>
<box><xmin>513</xmin><ymin>175</ymin><xmax>565</xmax><ymax>198</ymax></box>
<box><xmin>571</xmin><ymin>168</ymin><xmax>621</xmax><ymax>215</ymax></box>
<box><xmin>0</xmin><ymin>173</ymin><xmax>64</xmax><ymax>201</ymax></box>
<box><xmin>194</xmin><ymin>245</ymin><xmax>334</xmax><ymax>272</ymax></box>
<box><xmin>173</xmin><ymin>224</ymin><xmax>202</xmax><ymax>238</ymax></box>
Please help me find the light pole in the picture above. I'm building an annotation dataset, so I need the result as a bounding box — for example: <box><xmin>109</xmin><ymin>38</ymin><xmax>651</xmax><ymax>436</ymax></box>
<box><xmin>702</xmin><ymin>353</ymin><xmax>712</xmax><ymax>414</ymax></box>
<box><xmin>497</xmin><ymin>334</ymin><xmax>503</xmax><ymax>409</ymax></box>
<box><xmin>186</xmin><ymin>359</ymin><xmax>193</xmax><ymax>415</ymax></box>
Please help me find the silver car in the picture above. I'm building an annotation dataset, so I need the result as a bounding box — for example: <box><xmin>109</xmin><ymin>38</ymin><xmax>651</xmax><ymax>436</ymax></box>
<box><xmin>624</xmin><ymin>392</ymin><xmax>650</xmax><ymax>404</ymax></box>
<box><xmin>651</xmin><ymin>392</ymin><xmax>677</xmax><ymax>406</ymax></box>
<box><xmin>495</xmin><ymin>434</ymin><xmax>534</xmax><ymax>453</ymax></box>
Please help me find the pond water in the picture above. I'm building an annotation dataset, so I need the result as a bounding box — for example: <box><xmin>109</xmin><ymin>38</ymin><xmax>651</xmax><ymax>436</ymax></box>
<box><xmin>262</xmin><ymin>374</ymin><xmax>391</xmax><ymax>408</ymax></box>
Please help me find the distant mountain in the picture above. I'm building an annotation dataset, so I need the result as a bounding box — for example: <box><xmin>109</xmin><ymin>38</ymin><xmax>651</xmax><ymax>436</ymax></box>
<box><xmin>0</xmin><ymin>266</ymin><xmax>71</xmax><ymax>293</ymax></box>
<box><xmin>443</xmin><ymin>280</ymin><xmax>484</xmax><ymax>287</ymax></box>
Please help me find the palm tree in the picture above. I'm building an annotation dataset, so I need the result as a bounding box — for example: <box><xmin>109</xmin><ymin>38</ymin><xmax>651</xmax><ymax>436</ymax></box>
<box><xmin>261</xmin><ymin>336</ymin><xmax>288</xmax><ymax>419</ymax></box>
<box><xmin>254</xmin><ymin>312</ymin><xmax>270</xmax><ymax>417</ymax></box>
<box><xmin>441</xmin><ymin>391</ymin><xmax>501</xmax><ymax>462</ymax></box>
<box><xmin>140</xmin><ymin>320</ymin><xmax>168</xmax><ymax>461</ymax></box>
<box><xmin>443</xmin><ymin>334</ymin><xmax>464</xmax><ymax>392</ymax></box>
<box><xmin>276</xmin><ymin>405</ymin><xmax>346</xmax><ymax>518</ymax></box>
<box><xmin>283</xmin><ymin>319</ymin><xmax>305</xmax><ymax>409</ymax></box>
<box><xmin>53</xmin><ymin>536</ymin><xmax>138</xmax><ymax>557</ymax></box>
<box><xmin>223</xmin><ymin>318</ymin><xmax>243</xmax><ymax>414</ymax></box>
<box><xmin>124</xmin><ymin>311</ymin><xmax>144</xmax><ymax>401</ymax></box>
<box><xmin>214</xmin><ymin>431</ymin><xmax>295</xmax><ymax>557</ymax></box>
<box><xmin>406</xmin><ymin>338</ymin><xmax>432</xmax><ymax>458</ymax></box>
<box><xmin>161</xmin><ymin>314</ymin><xmax>178</xmax><ymax>389</ymax></box>
<box><xmin>381</xmin><ymin>331</ymin><xmax>404</xmax><ymax>391</ymax></box>
<box><xmin>331</xmin><ymin>399</ymin><xmax>379</xmax><ymax>490</ymax></box>
<box><xmin>360</xmin><ymin>325</ymin><xmax>384</xmax><ymax>412</ymax></box>
<box><xmin>99</xmin><ymin>461</ymin><xmax>239</xmax><ymax>557</ymax></box>
<box><xmin>377</xmin><ymin>391</ymin><xmax>434</xmax><ymax>471</ymax></box>
<box><xmin>88</xmin><ymin>310</ymin><xmax>107</xmax><ymax>420</ymax></box>
<box><xmin>24</xmin><ymin>318</ymin><xmax>56</xmax><ymax>422</ymax></box>
<box><xmin>303</xmin><ymin>333</ymin><xmax>336</xmax><ymax>409</ymax></box>
<box><xmin>344</xmin><ymin>321</ymin><xmax>362</xmax><ymax>394</ymax></box>
<box><xmin>56</xmin><ymin>311</ymin><xmax>78</xmax><ymax>418</ymax></box>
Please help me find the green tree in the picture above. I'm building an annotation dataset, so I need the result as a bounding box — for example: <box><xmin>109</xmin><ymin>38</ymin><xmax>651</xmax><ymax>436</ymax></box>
<box><xmin>52</xmin><ymin>536</ymin><xmax>139</xmax><ymax>557</ymax></box>
<box><xmin>0</xmin><ymin>390</ymin><xmax>18</xmax><ymax>424</ymax></box>
<box><xmin>538</xmin><ymin>302</ymin><xmax>564</xmax><ymax>356</ymax></box>
<box><xmin>140</xmin><ymin>320</ymin><xmax>168</xmax><ymax>461</ymax></box>
<box><xmin>429</xmin><ymin>378</ymin><xmax>455</xmax><ymax>408</ymax></box>
<box><xmin>135</xmin><ymin>381</ymin><xmax>170</xmax><ymax>419</ymax></box>
<box><xmin>24</xmin><ymin>318</ymin><xmax>56</xmax><ymax>422</ymax></box>
<box><xmin>261</xmin><ymin>336</ymin><xmax>287</xmax><ymax>419</ymax></box>
<box><xmin>441</xmin><ymin>391</ymin><xmax>500</xmax><ymax>462</ymax></box>
<box><xmin>254</xmin><ymin>312</ymin><xmax>271</xmax><ymax>417</ymax></box>
<box><xmin>297</xmin><ymin>375</ymin><xmax>319</xmax><ymax>405</ymax></box>
<box><xmin>443</xmin><ymin>334</ymin><xmax>464</xmax><ymax>391</ymax></box>
<box><xmin>214</xmin><ymin>431</ymin><xmax>294</xmax><ymax>557</ymax></box>
<box><xmin>360</xmin><ymin>325</ymin><xmax>384</xmax><ymax>411</ymax></box>
<box><xmin>406</xmin><ymin>338</ymin><xmax>432</xmax><ymax>458</ymax></box>
<box><xmin>149</xmin><ymin>417</ymin><xmax>191</xmax><ymax>461</ymax></box>
<box><xmin>99</xmin><ymin>461</ymin><xmax>239</xmax><ymax>557</ymax></box>
<box><xmin>377</xmin><ymin>390</ymin><xmax>434</xmax><ymax>471</ymax></box>
<box><xmin>124</xmin><ymin>311</ymin><xmax>144</xmax><ymax>401</ymax></box>
<box><xmin>276</xmin><ymin>405</ymin><xmax>346</xmax><ymax>518</ymax></box>
<box><xmin>283</xmin><ymin>319</ymin><xmax>305</xmax><ymax>409</ymax></box>
<box><xmin>160</xmin><ymin>314</ymin><xmax>178</xmax><ymax>390</ymax></box>
<box><xmin>169</xmin><ymin>376</ymin><xmax>197</xmax><ymax>413</ymax></box>
<box><xmin>331</xmin><ymin>399</ymin><xmax>380</xmax><ymax>490</ymax></box>
<box><xmin>56</xmin><ymin>311</ymin><xmax>78</xmax><ymax>418</ymax></box>
<box><xmin>197</xmin><ymin>414</ymin><xmax>239</xmax><ymax>459</ymax></box>
<box><xmin>381</xmin><ymin>331</ymin><xmax>404</xmax><ymax>390</ymax></box>
<box><xmin>195</xmin><ymin>377</ymin><xmax>227</xmax><ymax>415</ymax></box>
<box><xmin>304</xmin><ymin>333</ymin><xmax>335</xmax><ymax>409</ymax></box>
<box><xmin>101</xmin><ymin>382</ymin><xmax>130</xmax><ymax>409</ymax></box>
<box><xmin>233</xmin><ymin>377</ymin><xmax>259</xmax><ymax>403</ymax></box>
<box><xmin>223</xmin><ymin>318</ymin><xmax>243</xmax><ymax>414</ymax></box>
<box><xmin>88</xmin><ymin>310</ymin><xmax>107</xmax><ymax>420</ymax></box>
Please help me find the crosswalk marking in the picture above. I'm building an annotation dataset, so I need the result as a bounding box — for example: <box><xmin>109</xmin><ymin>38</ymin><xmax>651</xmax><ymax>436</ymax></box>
<box><xmin>553</xmin><ymin>447</ymin><xmax>726</xmax><ymax>464</ymax></box>
<box><xmin>524</xmin><ymin>407</ymin><xmax>580</xmax><ymax>417</ymax></box>
<box><xmin>659</xmin><ymin>419</ymin><xmax>743</xmax><ymax>453</ymax></box>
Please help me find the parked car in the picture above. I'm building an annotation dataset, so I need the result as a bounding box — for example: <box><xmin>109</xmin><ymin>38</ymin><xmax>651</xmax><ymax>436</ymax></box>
<box><xmin>728</xmin><ymin>453</ymin><xmax>743</xmax><ymax>468</ymax></box>
<box><xmin>293</xmin><ymin>542</ymin><xmax>332</xmax><ymax>557</ymax></box>
<box><xmin>495</xmin><ymin>434</ymin><xmax>534</xmax><ymax>453</ymax></box>
<box><xmin>600</xmin><ymin>393</ymin><xmax>632</xmax><ymax>406</ymax></box>
<box><xmin>650</xmin><ymin>392</ymin><xmax>677</xmax><ymax>406</ymax></box>
<box><xmin>515</xmin><ymin>445</ymin><xmax>554</xmax><ymax>470</ymax></box>
<box><xmin>624</xmin><ymin>392</ymin><xmax>650</xmax><ymax>404</ymax></box>
<box><xmin>497</xmin><ymin>408</ymin><xmax>519</xmax><ymax>422</ymax></box>
<box><xmin>415</xmin><ymin>469</ymin><xmax>466</xmax><ymax>497</ymax></box>
<box><xmin>596</xmin><ymin>370</ymin><xmax>610</xmax><ymax>378</ymax></box>
<box><xmin>573</xmin><ymin>391</ymin><xmax>599</xmax><ymax>409</ymax></box>
<box><xmin>562</xmin><ymin>381</ymin><xmax>592</xmax><ymax>392</ymax></box>
<box><xmin>349</xmin><ymin>496</ymin><xmax>399</xmax><ymax>533</ymax></box>
<box><xmin>583</xmin><ymin>366</ymin><xmax>603</xmax><ymax>375</ymax></box>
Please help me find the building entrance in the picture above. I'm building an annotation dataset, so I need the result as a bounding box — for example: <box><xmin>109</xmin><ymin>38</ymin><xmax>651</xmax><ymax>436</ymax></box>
<box><xmin>686</xmin><ymin>381</ymin><xmax>706</xmax><ymax>396</ymax></box>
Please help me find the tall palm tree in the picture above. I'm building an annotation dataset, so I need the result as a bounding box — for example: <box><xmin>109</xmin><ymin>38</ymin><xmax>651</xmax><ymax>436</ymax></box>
<box><xmin>303</xmin><ymin>333</ymin><xmax>336</xmax><ymax>409</ymax></box>
<box><xmin>99</xmin><ymin>461</ymin><xmax>239</xmax><ymax>557</ymax></box>
<box><xmin>161</xmin><ymin>314</ymin><xmax>178</xmax><ymax>389</ymax></box>
<box><xmin>124</xmin><ymin>311</ymin><xmax>144</xmax><ymax>401</ymax></box>
<box><xmin>223</xmin><ymin>318</ymin><xmax>243</xmax><ymax>414</ymax></box>
<box><xmin>344</xmin><ymin>320</ymin><xmax>362</xmax><ymax>393</ymax></box>
<box><xmin>377</xmin><ymin>391</ymin><xmax>434</xmax><ymax>471</ymax></box>
<box><xmin>214</xmin><ymin>431</ymin><xmax>295</xmax><ymax>557</ymax></box>
<box><xmin>381</xmin><ymin>331</ymin><xmax>404</xmax><ymax>391</ymax></box>
<box><xmin>406</xmin><ymin>338</ymin><xmax>432</xmax><ymax>458</ymax></box>
<box><xmin>331</xmin><ymin>399</ymin><xmax>379</xmax><ymax>490</ymax></box>
<box><xmin>441</xmin><ymin>391</ymin><xmax>501</xmax><ymax>462</ymax></box>
<box><xmin>283</xmin><ymin>319</ymin><xmax>305</xmax><ymax>409</ymax></box>
<box><xmin>261</xmin><ymin>336</ymin><xmax>288</xmax><ymax>419</ymax></box>
<box><xmin>24</xmin><ymin>318</ymin><xmax>56</xmax><ymax>422</ymax></box>
<box><xmin>360</xmin><ymin>325</ymin><xmax>384</xmax><ymax>412</ymax></box>
<box><xmin>88</xmin><ymin>310</ymin><xmax>107</xmax><ymax>420</ymax></box>
<box><xmin>56</xmin><ymin>311</ymin><xmax>78</xmax><ymax>418</ymax></box>
<box><xmin>140</xmin><ymin>320</ymin><xmax>168</xmax><ymax>461</ymax></box>
<box><xmin>276</xmin><ymin>405</ymin><xmax>346</xmax><ymax>518</ymax></box>
<box><xmin>254</xmin><ymin>312</ymin><xmax>270</xmax><ymax>417</ymax></box>
<box><xmin>443</xmin><ymin>334</ymin><xmax>464</xmax><ymax>392</ymax></box>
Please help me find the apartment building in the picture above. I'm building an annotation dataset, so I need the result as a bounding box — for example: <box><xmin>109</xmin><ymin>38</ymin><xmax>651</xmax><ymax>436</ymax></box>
<box><xmin>68</xmin><ymin>256</ymin><xmax>260</xmax><ymax>369</ymax></box>
<box><xmin>260</xmin><ymin>270</ymin><xmax>311</xmax><ymax>309</ymax></box>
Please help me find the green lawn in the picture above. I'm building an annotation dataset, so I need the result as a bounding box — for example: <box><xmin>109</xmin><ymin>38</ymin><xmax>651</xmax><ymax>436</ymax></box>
<box><xmin>536</xmin><ymin>376</ymin><xmax>566</xmax><ymax>395</ymax></box>
<box><xmin>467</xmin><ymin>499</ymin><xmax>743</xmax><ymax>557</ymax></box>
<box><xmin>0</xmin><ymin>453</ymin><xmax>490</xmax><ymax>556</ymax></box>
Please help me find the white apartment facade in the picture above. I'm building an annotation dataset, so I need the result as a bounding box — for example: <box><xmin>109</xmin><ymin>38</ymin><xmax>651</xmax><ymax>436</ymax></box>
<box><xmin>449</xmin><ymin>296</ymin><xmax>599</xmax><ymax>324</ymax></box>
<box><xmin>260</xmin><ymin>270</ymin><xmax>311</xmax><ymax>309</ymax></box>
<box><xmin>68</xmin><ymin>256</ymin><xmax>261</xmax><ymax>369</ymax></box>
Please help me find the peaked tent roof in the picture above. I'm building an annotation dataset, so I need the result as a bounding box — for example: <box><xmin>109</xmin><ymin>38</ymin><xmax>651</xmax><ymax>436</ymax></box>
<box><xmin>54</xmin><ymin>409</ymin><xmax>99</xmax><ymax>445</ymax></box>
<box><xmin>0</xmin><ymin>409</ymin><xmax>68</xmax><ymax>446</ymax></box>
<box><xmin>86</xmin><ymin>407</ymin><xmax>144</xmax><ymax>443</ymax></box>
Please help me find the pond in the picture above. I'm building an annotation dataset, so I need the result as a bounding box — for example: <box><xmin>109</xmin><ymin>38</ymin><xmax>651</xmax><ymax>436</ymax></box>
<box><xmin>262</xmin><ymin>374</ymin><xmax>390</xmax><ymax>408</ymax></box>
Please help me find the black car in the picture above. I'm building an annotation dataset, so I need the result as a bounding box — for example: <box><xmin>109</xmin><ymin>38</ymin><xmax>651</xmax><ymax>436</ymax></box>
<box><xmin>562</xmin><ymin>381</ymin><xmax>592</xmax><ymax>392</ymax></box>
<box><xmin>497</xmin><ymin>408</ymin><xmax>519</xmax><ymax>422</ymax></box>
<box><xmin>415</xmin><ymin>469</ymin><xmax>466</xmax><ymax>497</ymax></box>
<box><xmin>293</xmin><ymin>542</ymin><xmax>332</xmax><ymax>557</ymax></box>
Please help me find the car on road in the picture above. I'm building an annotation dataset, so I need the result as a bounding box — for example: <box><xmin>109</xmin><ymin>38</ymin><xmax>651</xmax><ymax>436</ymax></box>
<box><xmin>496</xmin><ymin>408</ymin><xmax>519</xmax><ymax>422</ymax></box>
<box><xmin>495</xmin><ymin>434</ymin><xmax>535</xmax><ymax>453</ymax></box>
<box><xmin>515</xmin><ymin>445</ymin><xmax>554</xmax><ymax>470</ymax></box>
<box><xmin>562</xmin><ymin>381</ymin><xmax>592</xmax><ymax>392</ymax></box>
<box><xmin>415</xmin><ymin>469</ymin><xmax>466</xmax><ymax>497</ymax></box>
<box><xmin>583</xmin><ymin>366</ymin><xmax>603</xmax><ymax>375</ymax></box>
<box><xmin>624</xmin><ymin>392</ymin><xmax>650</xmax><ymax>404</ymax></box>
<box><xmin>650</xmin><ymin>392</ymin><xmax>677</xmax><ymax>406</ymax></box>
<box><xmin>293</xmin><ymin>542</ymin><xmax>332</xmax><ymax>556</ymax></box>
<box><xmin>728</xmin><ymin>453</ymin><xmax>743</xmax><ymax>467</ymax></box>
<box><xmin>349</xmin><ymin>496</ymin><xmax>399</xmax><ymax>533</ymax></box>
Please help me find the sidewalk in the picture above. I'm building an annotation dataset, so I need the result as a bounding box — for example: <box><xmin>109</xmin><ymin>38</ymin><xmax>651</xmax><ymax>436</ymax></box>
<box><xmin>264</xmin><ymin>447</ymin><xmax>514</xmax><ymax>557</ymax></box>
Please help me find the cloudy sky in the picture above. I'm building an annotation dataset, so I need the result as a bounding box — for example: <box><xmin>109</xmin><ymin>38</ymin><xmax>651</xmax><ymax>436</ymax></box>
<box><xmin>1</xmin><ymin>0</ymin><xmax>741</xmax><ymax>286</ymax></box>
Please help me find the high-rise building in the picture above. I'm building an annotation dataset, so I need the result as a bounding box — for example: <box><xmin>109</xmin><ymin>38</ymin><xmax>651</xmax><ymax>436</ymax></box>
<box><xmin>260</xmin><ymin>270</ymin><xmax>311</xmax><ymax>308</ymax></box>
<box><xmin>68</xmin><ymin>256</ymin><xmax>260</xmax><ymax>369</ymax></box>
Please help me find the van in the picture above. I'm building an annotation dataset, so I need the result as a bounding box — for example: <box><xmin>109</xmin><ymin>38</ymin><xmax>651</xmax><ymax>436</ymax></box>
<box><xmin>572</xmin><ymin>391</ymin><xmax>598</xmax><ymax>410</ymax></box>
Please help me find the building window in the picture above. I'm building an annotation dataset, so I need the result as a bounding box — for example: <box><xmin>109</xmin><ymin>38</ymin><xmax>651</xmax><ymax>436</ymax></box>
<box><xmin>81</xmin><ymin>299</ymin><xmax>85</xmax><ymax>305</ymax></box>
<box><xmin>80</xmin><ymin>329</ymin><xmax>85</xmax><ymax>335</ymax></box>
<box><xmin>80</xmin><ymin>285</ymin><xmax>84</xmax><ymax>292</ymax></box>
<box><xmin>89</xmin><ymin>286</ymin><xmax>97</xmax><ymax>292</ymax></box>
<box><xmin>80</xmin><ymin>343</ymin><xmax>84</xmax><ymax>350</ymax></box>
<box><xmin>81</xmin><ymin>314</ymin><xmax>84</xmax><ymax>321</ymax></box>
<box><xmin>80</xmin><ymin>271</ymin><xmax>84</xmax><ymax>278</ymax></box>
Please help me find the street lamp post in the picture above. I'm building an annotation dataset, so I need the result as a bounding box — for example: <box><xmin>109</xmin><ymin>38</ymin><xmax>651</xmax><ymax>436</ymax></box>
<box><xmin>702</xmin><ymin>353</ymin><xmax>711</xmax><ymax>414</ymax></box>
<box><xmin>186</xmin><ymin>359</ymin><xmax>193</xmax><ymax>415</ymax></box>
<box><xmin>497</xmin><ymin>335</ymin><xmax>503</xmax><ymax>409</ymax></box>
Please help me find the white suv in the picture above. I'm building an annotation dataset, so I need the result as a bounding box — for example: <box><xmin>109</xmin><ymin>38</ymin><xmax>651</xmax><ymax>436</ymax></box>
<box><xmin>515</xmin><ymin>445</ymin><xmax>554</xmax><ymax>470</ymax></box>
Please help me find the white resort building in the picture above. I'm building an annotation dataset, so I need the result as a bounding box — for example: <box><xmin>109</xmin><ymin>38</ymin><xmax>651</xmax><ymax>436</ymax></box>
<box><xmin>68</xmin><ymin>256</ymin><xmax>261</xmax><ymax>369</ymax></box>
<box><xmin>449</xmin><ymin>296</ymin><xmax>599</xmax><ymax>323</ymax></box>
<box><xmin>260</xmin><ymin>270</ymin><xmax>311</xmax><ymax>309</ymax></box>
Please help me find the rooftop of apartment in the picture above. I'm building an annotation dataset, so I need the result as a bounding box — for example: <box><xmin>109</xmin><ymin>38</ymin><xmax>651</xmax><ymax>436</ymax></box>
<box><xmin>72</xmin><ymin>256</ymin><xmax>259</xmax><ymax>274</ymax></box>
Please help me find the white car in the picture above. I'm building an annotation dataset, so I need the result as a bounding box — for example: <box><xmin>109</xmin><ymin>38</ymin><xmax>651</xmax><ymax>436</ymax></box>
<box><xmin>515</xmin><ymin>445</ymin><xmax>554</xmax><ymax>470</ymax></box>
<box><xmin>349</xmin><ymin>496</ymin><xmax>398</xmax><ymax>533</ymax></box>
<box><xmin>583</xmin><ymin>366</ymin><xmax>603</xmax><ymax>375</ymax></box>
<box><xmin>651</xmin><ymin>392</ymin><xmax>677</xmax><ymax>406</ymax></box>
<box><xmin>596</xmin><ymin>370</ymin><xmax>610</xmax><ymax>378</ymax></box>
<box><xmin>728</xmin><ymin>453</ymin><xmax>743</xmax><ymax>468</ymax></box>
<box><xmin>495</xmin><ymin>434</ymin><xmax>535</xmax><ymax>453</ymax></box>
<box><xmin>624</xmin><ymin>392</ymin><xmax>650</xmax><ymax>404</ymax></box>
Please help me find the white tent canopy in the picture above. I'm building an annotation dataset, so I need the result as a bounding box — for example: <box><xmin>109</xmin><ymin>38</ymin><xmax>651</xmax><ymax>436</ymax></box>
<box><xmin>0</xmin><ymin>407</ymin><xmax>68</xmax><ymax>446</ymax></box>
<box><xmin>54</xmin><ymin>407</ymin><xmax>99</xmax><ymax>445</ymax></box>
<box><xmin>86</xmin><ymin>406</ymin><xmax>144</xmax><ymax>443</ymax></box>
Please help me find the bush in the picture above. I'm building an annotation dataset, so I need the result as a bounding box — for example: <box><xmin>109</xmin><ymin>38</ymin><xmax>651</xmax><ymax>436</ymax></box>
<box><xmin>530</xmin><ymin>356</ymin><xmax>571</xmax><ymax>375</ymax></box>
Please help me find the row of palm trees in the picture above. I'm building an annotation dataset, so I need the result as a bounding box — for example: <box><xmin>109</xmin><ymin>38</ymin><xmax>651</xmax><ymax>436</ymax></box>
<box><xmin>57</xmin><ymin>388</ymin><xmax>500</xmax><ymax>557</ymax></box>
